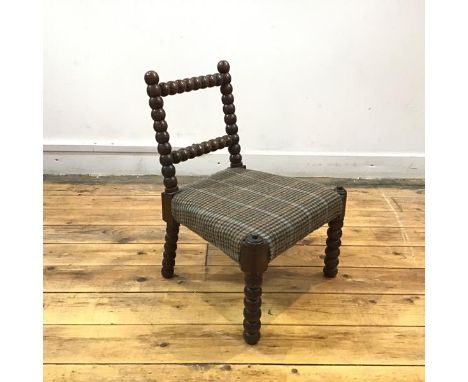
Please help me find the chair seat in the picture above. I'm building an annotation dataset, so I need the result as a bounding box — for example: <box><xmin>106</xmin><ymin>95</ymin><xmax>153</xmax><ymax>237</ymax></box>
<box><xmin>172</xmin><ymin>168</ymin><xmax>343</xmax><ymax>262</ymax></box>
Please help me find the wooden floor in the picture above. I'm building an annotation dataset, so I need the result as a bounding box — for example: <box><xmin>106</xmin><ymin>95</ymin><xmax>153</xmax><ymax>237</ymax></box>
<box><xmin>43</xmin><ymin>177</ymin><xmax>425</xmax><ymax>381</ymax></box>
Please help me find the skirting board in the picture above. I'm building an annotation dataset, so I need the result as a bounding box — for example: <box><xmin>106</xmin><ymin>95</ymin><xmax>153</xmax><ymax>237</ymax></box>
<box><xmin>43</xmin><ymin>145</ymin><xmax>424</xmax><ymax>178</ymax></box>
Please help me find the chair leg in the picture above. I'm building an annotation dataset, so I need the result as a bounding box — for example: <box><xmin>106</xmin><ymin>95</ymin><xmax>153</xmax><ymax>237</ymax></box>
<box><xmin>239</xmin><ymin>234</ymin><xmax>269</xmax><ymax>345</ymax></box>
<box><xmin>323</xmin><ymin>186</ymin><xmax>347</xmax><ymax>278</ymax></box>
<box><xmin>161</xmin><ymin>222</ymin><xmax>180</xmax><ymax>279</ymax></box>
<box><xmin>243</xmin><ymin>272</ymin><xmax>264</xmax><ymax>345</ymax></box>
<box><xmin>323</xmin><ymin>217</ymin><xmax>343</xmax><ymax>277</ymax></box>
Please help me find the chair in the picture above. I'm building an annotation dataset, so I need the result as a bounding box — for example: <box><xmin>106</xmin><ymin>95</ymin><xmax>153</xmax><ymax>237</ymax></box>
<box><xmin>144</xmin><ymin>60</ymin><xmax>347</xmax><ymax>345</ymax></box>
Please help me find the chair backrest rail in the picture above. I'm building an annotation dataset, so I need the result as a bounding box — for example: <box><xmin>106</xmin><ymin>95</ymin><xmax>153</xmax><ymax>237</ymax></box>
<box><xmin>154</xmin><ymin>73</ymin><xmax>225</xmax><ymax>97</ymax></box>
<box><xmin>171</xmin><ymin>134</ymin><xmax>234</xmax><ymax>164</ymax></box>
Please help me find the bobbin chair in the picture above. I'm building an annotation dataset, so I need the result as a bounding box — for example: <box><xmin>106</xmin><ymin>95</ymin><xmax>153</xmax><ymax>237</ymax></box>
<box><xmin>144</xmin><ymin>60</ymin><xmax>347</xmax><ymax>345</ymax></box>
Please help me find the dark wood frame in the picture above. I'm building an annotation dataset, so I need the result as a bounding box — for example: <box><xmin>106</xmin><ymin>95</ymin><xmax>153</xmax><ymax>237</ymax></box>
<box><xmin>144</xmin><ymin>60</ymin><xmax>347</xmax><ymax>345</ymax></box>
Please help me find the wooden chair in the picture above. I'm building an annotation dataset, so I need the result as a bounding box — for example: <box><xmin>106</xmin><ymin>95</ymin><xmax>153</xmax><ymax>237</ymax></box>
<box><xmin>144</xmin><ymin>60</ymin><xmax>347</xmax><ymax>345</ymax></box>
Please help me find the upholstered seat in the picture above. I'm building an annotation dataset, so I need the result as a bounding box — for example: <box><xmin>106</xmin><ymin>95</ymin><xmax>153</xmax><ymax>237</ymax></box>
<box><xmin>172</xmin><ymin>167</ymin><xmax>343</xmax><ymax>262</ymax></box>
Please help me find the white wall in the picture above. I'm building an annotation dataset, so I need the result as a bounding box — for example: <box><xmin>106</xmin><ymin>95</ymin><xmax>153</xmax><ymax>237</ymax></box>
<box><xmin>44</xmin><ymin>0</ymin><xmax>424</xmax><ymax>177</ymax></box>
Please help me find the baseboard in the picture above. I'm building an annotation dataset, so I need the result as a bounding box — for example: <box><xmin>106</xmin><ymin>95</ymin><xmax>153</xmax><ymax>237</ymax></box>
<box><xmin>43</xmin><ymin>144</ymin><xmax>425</xmax><ymax>178</ymax></box>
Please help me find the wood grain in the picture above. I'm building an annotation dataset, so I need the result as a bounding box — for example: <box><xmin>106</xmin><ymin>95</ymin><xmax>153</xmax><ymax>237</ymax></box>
<box><xmin>43</xmin><ymin>183</ymin><xmax>161</xmax><ymax>195</ymax></box>
<box><xmin>43</xmin><ymin>180</ymin><xmax>425</xmax><ymax>379</ymax></box>
<box><xmin>44</xmin><ymin>265</ymin><xmax>424</xmax><ymax>294</ymax></box>
<box><xmin>44</xmin><ymin>243</ymin><xmax>207</xmax><ymax>266</ymax></box>
<box><xmin>43</xmin><ymin>242</ymin><xmax>424</xmax><ymax>268</ymax></box>
<box><xmin>43</xmin><ymin>194</ymin><xmax>423</xmax><ymax>212</ymax></box>
<box><xmin>43</xmin><ymin>364</ymin><xmax>425</xmax><ymax>382</ymax></box>
<box><xmin>44</xmin><ymin>324</ymin><xmax>424</xmax><ymax>365</ymax></box>
<box><xmin>44</xmin><ymin>225</ymin><xmax>425</xmax><ymax>246</ymax></box>
<box><xmin>43</xmin><ymin>195</ymin><xmax>161</xmax><ymax>209</ymax></box>
<box><xmin>43</xmin><ymin>182</ymin><xmax>424</xmax><ymax>197</ymax></box>
<box><xmin>44</xmin><ymin>292</ymin><xmax>424</xmax><ymax>326</ymax></box>
<box><xmin>43</xmin><ymin>225</ymin><xmax>202</xmax><ymax>243</ymax></box>
<box><xmin>44</xmin><ymin>208</ymin><xmax>424</xmax><ymax>227</ymax></box>
<box><xmin>209</xmin><ymin>244</ymin><xmax>425</xmax><ymax>268</ymax></box>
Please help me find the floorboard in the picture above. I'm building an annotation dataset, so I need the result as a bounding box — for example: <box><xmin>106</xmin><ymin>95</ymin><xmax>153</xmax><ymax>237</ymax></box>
<box><xmin>44</xmin><ymin>265</ymin><xmax>424</xmax><ymax>294</ymax></box>
<box><xmin>43</xmin><ymin>208</ymin><xmax>424</xmax><ymax>227</ymax></box>
<box><xmin>44</xmin><ymin>364</ymin><xmax>425</xmax><ymax>382</ymax></box>
<box><xmin>44</xmin><ymin>325</ymin><xmax>424</xmax><ymax>365</ymax></box>
<box><xmin>43</xmin><ymin>179</ymin><xmax>425</xmax><ymax>380</ymax></box>
<box><xmin>44</xmin><ymin>292</ymin><xmax>424</xmax><ymax>326</ymax></box>
<box><xmin>44</xmin><ymin>225</ymin><xmax>425</xmax><ymax>246</ymax></box>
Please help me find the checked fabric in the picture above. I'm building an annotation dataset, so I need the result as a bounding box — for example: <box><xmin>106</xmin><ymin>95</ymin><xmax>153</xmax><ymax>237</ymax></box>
<box><xmin>172</xmin><ymin>168</ymin><xmax>343</xmax><ymax>262</ymax></box>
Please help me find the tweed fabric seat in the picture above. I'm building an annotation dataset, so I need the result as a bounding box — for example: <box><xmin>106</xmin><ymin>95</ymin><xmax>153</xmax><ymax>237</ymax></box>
<box><xmin>172</xmin><ymin>167</ymin><xmax>343</xmax><ymax>262</ymax></box>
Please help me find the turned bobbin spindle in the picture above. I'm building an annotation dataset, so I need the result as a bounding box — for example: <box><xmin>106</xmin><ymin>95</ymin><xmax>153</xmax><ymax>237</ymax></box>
<box><xmin>239</xmin><ymin>233</ymin><xmax>269</xmax><ymax>345</ymax></box>
<box><xmin>145</xmin><ymin>70</ymin><xmax>178</xmax><ymax>194</ymax></box>
<box><xmin>323</xmin><ymin>186</ymin><xmax>347</xmax><ymax>278</ymax></box>
<box><xmin>217</xmin><ymin>60</ymin><xmax>243</xmax><ymax>168</ymax></box>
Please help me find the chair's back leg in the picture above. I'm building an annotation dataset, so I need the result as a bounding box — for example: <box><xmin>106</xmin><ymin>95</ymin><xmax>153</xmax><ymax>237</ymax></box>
<box><xmin>239</xmin><ymin>234</ymin><xmax>269</xmax><ymax>345</ymax></box>
<box><xmin>323</xmin><ymin>186</ymin><xmax>347</xmax><ymax>278</ymax></box>
<box><xmin>161</xmin><ymin>222</ymin><xmax>180</xmax><ymax>279</ymax></box>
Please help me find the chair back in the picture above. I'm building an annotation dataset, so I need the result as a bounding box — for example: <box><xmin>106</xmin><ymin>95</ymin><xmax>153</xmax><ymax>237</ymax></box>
<box><xmin>144</xmin><ymin>60</ymin><xmax>243</xmax><ymax>193</ymax></box>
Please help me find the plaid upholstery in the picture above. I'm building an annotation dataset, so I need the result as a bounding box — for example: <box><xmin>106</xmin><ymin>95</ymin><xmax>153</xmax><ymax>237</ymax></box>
<box><xmin>172</xmin><ymin>168</ymin><xmax>343</xmax><ymax>262</ymax></box>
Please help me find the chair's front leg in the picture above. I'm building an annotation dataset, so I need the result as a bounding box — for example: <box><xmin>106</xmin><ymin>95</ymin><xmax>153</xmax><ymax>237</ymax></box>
<box><xmin>161</xmin><ymin>222</ymin><xmax>180</xmax><ymax>279</ymax></box>
<box><xmin>243</xmin><ymin>272</ymin><xmax>263</xmax><ymax>345</ymax></box>
<box><xmin>240</xmin><ymin>234</ymin><xmax>269</xmax><ymax>345</ymax></box>
<box><xmin>323</xmin><ymin>186</ymin><xmax>347</xmax><ymax>278</ymax></box>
